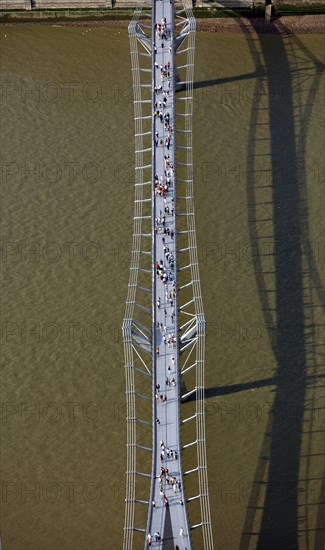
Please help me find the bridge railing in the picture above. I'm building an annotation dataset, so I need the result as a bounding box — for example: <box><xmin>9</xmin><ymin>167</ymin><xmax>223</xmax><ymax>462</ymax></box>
<box><xmin>123</xmin><ymin>3</ymin><xmax>153</xmax><ymax>549</ymax></box>
<box><xmin>174</xmin><ymin>3</ymin><xmax>214</xmax><ymax>548</ymax></box>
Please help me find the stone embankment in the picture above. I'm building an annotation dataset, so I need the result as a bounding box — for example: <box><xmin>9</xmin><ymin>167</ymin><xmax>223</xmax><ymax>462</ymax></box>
<box><xmin>1</xmin><ymin>0</ymin><xmax>324</xmax><ymax>9</ymax></box>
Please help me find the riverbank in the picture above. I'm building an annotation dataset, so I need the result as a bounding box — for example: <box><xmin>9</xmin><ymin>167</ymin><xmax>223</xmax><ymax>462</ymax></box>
<box><xmin>1</xmin><ymin>13</ymin><xmax>324</xmax><ymax>33</ymax></box>
<box><xmin>1</xmin><ymin>3</ymin><xmax>325</xmax><ymax>30</ymax></box>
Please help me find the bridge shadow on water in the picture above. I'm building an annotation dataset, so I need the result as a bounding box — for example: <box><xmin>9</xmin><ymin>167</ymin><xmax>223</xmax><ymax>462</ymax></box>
<box><xmin>238</xmin><ymin>22</ymin><xmax>324</xmax><ymax>550</ymax></box>
<box><xmin>192</xmin><ymin>17</ymin><xmax>325</xmax><ymax>550</ymax></box>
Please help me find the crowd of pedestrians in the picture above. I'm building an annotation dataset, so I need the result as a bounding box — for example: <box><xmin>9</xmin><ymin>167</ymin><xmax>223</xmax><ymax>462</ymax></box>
<box><xmin>148</xmin><ymin>8</ymin><xmax>188</xmax><ymax>550</ymax></box>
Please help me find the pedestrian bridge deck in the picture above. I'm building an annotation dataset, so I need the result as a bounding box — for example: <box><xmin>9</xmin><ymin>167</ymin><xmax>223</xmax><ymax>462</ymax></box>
<box><xmin>147</xmin><ymin>1</ymin><xmax>191</xmax><ymax>547</ymax></box>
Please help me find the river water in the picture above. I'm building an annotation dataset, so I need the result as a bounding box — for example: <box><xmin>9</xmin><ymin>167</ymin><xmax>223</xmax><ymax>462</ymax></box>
<box><xmin>1</xmin><ymin>25</ymin><xmax>324</xmax><ymax>550</ymax></box>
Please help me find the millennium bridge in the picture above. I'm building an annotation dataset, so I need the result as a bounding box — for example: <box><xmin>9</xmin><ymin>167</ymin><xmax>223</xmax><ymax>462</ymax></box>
<box><xmin>123</xmin><ymin>2</ymin><xmax>214</xmax><ymax>548</ymax></box>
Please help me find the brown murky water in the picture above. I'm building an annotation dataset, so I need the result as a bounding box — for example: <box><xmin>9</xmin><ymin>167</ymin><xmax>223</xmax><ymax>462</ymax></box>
<box><xmin>1</xmin><ymin>24</ymin><xmax>324</xmax><ymax>550</ymax></box>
